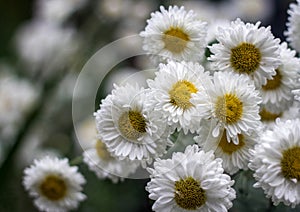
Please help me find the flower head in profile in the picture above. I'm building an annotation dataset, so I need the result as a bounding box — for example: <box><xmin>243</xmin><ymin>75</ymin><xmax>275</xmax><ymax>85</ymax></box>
<box><xmin>192</xmin><ymin>71</ymin><xmax>262</xmax><ymax>144</ymax></box>
<box><xmin>285</xmin><ymin>0</ymin><xmax>300</xmax><ymax>52</ymax></box>
<box><xmin>209</xmin><ymin>18</ymin><xmax>281</xmax><ymax>87</ymax></box>
<box><xmin>140</xmin><ymin>5</ymin><xmax>208</xmax><ymax>63</ymax></box>
<box><xmin>83</xmin><ymin>139</ymin><xmax>140</xmax><ymax>183</ymax></box>
<box><xmin>260</xmin><ymin>42</ymin><xmax>300</xmax><ymax>106</ymax></box>
<box><xmin>147</xmin><ymin>60</ymin><xmax>212</xmax><ymax>134</ymax></box>
<box><xmin>249</xmin><ymin>119</ymin><xmax>300</xmax><ymax>208</ymax></box>
<box><xmin>23</xmin><ymin>156</ymin><xmax>86</xmax><ymax>212</ymax></box>
<box><xmin>146</xmin><ymin>144</ymin><xmax>236</xmax><ymax>211</ymax></box>
<box><xmin>194</xmin><ymin>119</ymin><xmax>259</xmax><ymax>175</ymax></box>
<box><xmin>94</xmin><ymin>83</ymin><xmax>171</xmax><ymax>165</ymax></box>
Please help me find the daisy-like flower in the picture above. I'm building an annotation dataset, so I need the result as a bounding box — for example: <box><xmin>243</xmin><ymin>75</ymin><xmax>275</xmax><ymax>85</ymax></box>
<box><xmin>191</xmin><ymin>71</ymin><xmax>262</xmax><ymax>144</ymax></box>
<box><xmin>140</xmin><ymin>5</ymin><xmax>208</xmax><ymax>63</ymax></box>
<box><xmin>249</xmin><ymin>119</ymin><xmax>300</xmax><ymax>207</ymax></box>
<box><xmin>194</xmin><ymin>119</ymin><xmax>259</xmax><ymax>175</ymax></box>
<box><xmin>147</xmin><ymin>60</ymin><xmax>213</xmax><ymax>134</ymax></box>
<box><xmin>209</xmin><ymin>18</ymin><xmax>281</xmax><ymax>87</ymax></box>
<box><xmin>146</xmin><ymin>144</ymin><xmax>236</xmax><ymax>211</ymax></box>
<box><xmin>23</xmin><ymin>156</ymin><xmax>86</xmax><ymax>212</ymax></box>
<box><xmin>260</xmin><ymin>42</ymin><xmax>300</xmax><ymax>106</ymax></box>
<box><xmin>83</xmin><ymin>139</ymin><xmax>140</xmax><ymax>183</ymax></box>
<box><xmin>285</xmin><ymin>0</ymin><xmax>300</xmax><ymax>53</ymax></box>
<box><xmin>94</xmin><ymin>83</ymin><xmax>171</xmax><ymax>165</ymax></box>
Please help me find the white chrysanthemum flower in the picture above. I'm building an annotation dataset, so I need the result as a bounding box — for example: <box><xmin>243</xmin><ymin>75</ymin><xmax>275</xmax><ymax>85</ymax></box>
<box><xmin>23</xmin><ymin>156</ymin><xmax>86</xmax><ymax>212</ymax></box>
<box><xmin>260</xmin><ymin>42</ymin><xmax>300</xmax><ymax>106</ymax></box>
<box><xmin>194</xmin><ymin>119</ymin><xmax>259</xmax><ymax>175</ymax></box>
<box><xmin>140</xmin><ymin>5</ymin><xmax>208</xmax><ymax>63</ymax></box>
<box><xmin>285</xmin><ymin>0</ymin><xmax>300</xmax><ymax>52</ymax></box>
<box><xmin>191</xmin><ymin>71</ymin><xmax>262</xmax><ymax>144</ymax></box>
<box><xmin>209</xmin><ymin>18</ymin><xmax>281</xmax><ymax>87</ymax></box>
<box><xmin>146</xmin><ymin>144</ymin><xmax>236</xmax><ymax>211</ymax></box>
<box><xmin>147</xmin><ymin>60</ymin><xmax>213</xmax><ymax>134</ymax></box>
<box><xmin>83</xmin><ymin>139</ymin><xmax>140</xmax><ymax>183</ymax></box>
<box><xmin>94</xmin><ymin>83</ymin><xmax>171</xmax><ymax>165</ymax></box>
<box><xmin>249</xmin><ymin>119</ymin><xmax>300</xmax><ymax>208</ymax></box>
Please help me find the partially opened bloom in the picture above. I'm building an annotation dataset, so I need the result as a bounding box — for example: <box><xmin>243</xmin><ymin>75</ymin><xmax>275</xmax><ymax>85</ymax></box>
<box><xmin>83</xmin><ymin>139</ymin><xmax>140</xmax><ymax>183</ymax></box>
<box><xmin>249</xmin><ymin>119</ymin><xmax>300</xmax><ymax>207</ymax></box>
<box><xmin>140</xmin><ymin>5</ymin><xmax>208</xmax><ymax>63</ymax></box>
<box><xmin>23</xmin><ymin>156</ymin><xmax>86</xmax><ymax>212</ymax></box>
<box><xmin>260</xmin><ymin>42</ymin><xmax>300</xmax><ymax>106</ymax></box>
<box><xmin>285</xmin><ymin>0</ymin><xmax>300</xmax><ymax>52</ymax></box>
<box><xmin>147</xmin><ymin>60</ymin><xmax>212</xmax><ymax>134</ymax></box>
<box><xmin>209</xmin><ymin>18</ymin><xmax>281</xmax><ymax>87</ymax></box>
<box><xmin>146</xmin><ymin>144</ymin><xmax>236</xmax><ymax>211</ymax></box>
<box><xmin>94</xmin><ymin>83</ymin><xmax>171</xmax><ymax>165</ymax></box>
<box><xmin>192</xmin><ymin>71</ymin><xmax>262</xmax><ymax>144</ymax></box>
<box><xmin>194</xmin><ymin>119</ymin><xmax>259</xmax><ymax>175</ymax></box>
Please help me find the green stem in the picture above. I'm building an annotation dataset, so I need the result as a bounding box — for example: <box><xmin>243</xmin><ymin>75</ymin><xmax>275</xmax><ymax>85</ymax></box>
<box><xmin>69</xmin><ymin>155</ymin><xmax>84</xmax><ymax>166</ymax></box>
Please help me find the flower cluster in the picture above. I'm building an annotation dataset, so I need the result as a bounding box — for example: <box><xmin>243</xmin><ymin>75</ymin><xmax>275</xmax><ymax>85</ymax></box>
<box><xmin>21</xmin><ymin>1</ymin><xmax>300</xmax><ymax>212</ymax></box>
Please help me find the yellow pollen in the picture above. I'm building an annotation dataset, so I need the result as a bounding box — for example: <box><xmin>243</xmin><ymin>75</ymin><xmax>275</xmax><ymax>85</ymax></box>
<box><xmin>95</xmin><ymin>140</ymin><xmax>113</xmax><ymax>161</ymax></box>
<box><xmin>281</xmin><ymin>146</ymin><xmax>300</xmax><ymax>181</ymax></box>
<box><xmin>163</xmin><ymin>27</ymin><xmax>190</xmax><ymax>53</ymax></box>
<box><xmin>230</xmin><ymin>43</ymin><xmax>261</xmax><ymax>74</ymax></box>
<box><xmin>118</xmin><ymin>110</ymin><xmax>146</xmax><ymax>140</ymax></box>
<box><xmin>39</xmin><ymin>175</ymin><xmax>67</xmax><ymax>201</ymax></box>
<box><xmin>174</xmin><ymin>176</ymin><xmax>206</xmax><ymax>210</ymax></box>
<box><xmin>215</xmin><ymin>93</ymin><xmax>243</xmax><ymax>124</ymax></box>
<box><xmin>169</xmin><ymin>80</ymin><xmax>198</xmax><ymax>110</ymax></box>
<box><xmin>218</xmin><ymin>130</ymin><xmax>245</xmax><ymax>154</ymax></box>
<box><xmin>259</xmin><ymin>108</ymin><xmax>282</xmax><ymax>122</ymax></box>
<box><xmin>262</xmin><ymin>69</ymin><xmax>282</xmax><ymax>90</ymax></box>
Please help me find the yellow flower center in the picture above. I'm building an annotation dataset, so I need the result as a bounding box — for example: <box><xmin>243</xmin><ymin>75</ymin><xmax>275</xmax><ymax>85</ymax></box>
<box><xmin>118</xmin><ymin>110</ymin><xmax>146</xmax><ymax>140</ymax></box>
<box><xmin>39</xmin><ymin>175</ymin><xmax>67</xmax><ymax>201</ymax></box>
<box><xmin>281</xmin><ymin>146</ymin><xmax>300</xmax><ymax>181</ymax></box>
<box><xmin>230</xmin><ymin>43</ymin><xmax>261</xmax><ymax>74</ymax></box>
<box><xmin>218</xmin><ymin>130</ymin><xmax>245</xmax><ymax>154</ymax></box>
<box><xmin>174</xmin><ymin>176</ymin><xmax>206</xmax><ymax>210</ymax></box>
<box><xmin>163</xmin><ymin>27</ymin><xmax>190</xmax><ymax>53</ymax></box>
<box><xmin>169</xmin><ymin>80</ymin><xmax>198</xmax><ymax>110</ymax></box>
<box><xmin>262</xmin><ymin>69</ymin><xmax>282</xmax><ymax>90</ymax></box>
<box><xmin>215</xmin><ymin>93</ymin><xmax>243</xmax><ymax>124</ymax></box>
<box><xmin>95</xmin><ymin>140</ymin><xmax>113</xmax><ymax>161</ymax></box>
<box><xmin>259</xmin><ymin>108</ymin><xmax>282</xmax><ymax>122</ymax></box>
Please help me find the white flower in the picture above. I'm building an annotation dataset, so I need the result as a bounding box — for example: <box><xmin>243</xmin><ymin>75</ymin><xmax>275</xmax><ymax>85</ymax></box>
<box><xmin>147</xmin><ymin>60</ymin><xmax>212</xmax><ymax>134</ymax></box>
<box><xmin>285</xmin><ymin>0</ymin><xmax>300</xmax><ymax>52</ymax></box>
<box><xmin>15</xmin><ymin>21</ymin><xmax>78</xmax><ymax>77</ymax></box>
<box><xmin>0</xmin><ymin>72</ymin><xmax>38</xmax><ymax>139</ymax></box>
<box><xmin>260</xmin><ymin>42</ymin><xmax>300</xmax><ymax>106</ymax></box>
<box><xmin>140</xmin><ymin>5</ymin><xmax>208</xmax><ymax>63</ymax></box>
<box><xmin>249</xmin><ymin>119</ymin><xmax>300</xmax><ymax>208</ymax></box>
<box><xmin>83</xmin><ymin>139</ymin><xmax>140</xmax><ymax>183</ymax></box>
<box><xmin>146</xmin><ymin>144</ymin><xmax>236</xmax><ymax>211</ymax></box>
<box><xmin>23</xmin><ymin>156</ymin><xmax>86</xmax><ymax>212</ymax></box>
<box><xmin>94</xmin><ymin>83</ymin><xmax>171</xmax><ymax>165</ymax></box>
<box><xmin>192</xmin><ymin>71</ymin><xmax>262</xmax><ymax>144</ymax></box>
<box><xmin>194</xmin><ymin>119</ymin><xmax>259</xmax><ymax>175</ymax></box>
<box><xmin>209</xmin><ymin>18</ymin><xmax>281</xmax><ymax>87</ymax></box>
<box><xmin>35</xmin><ymin>0</ymin><xmax>87</xmax><ymax>23</ymax></box>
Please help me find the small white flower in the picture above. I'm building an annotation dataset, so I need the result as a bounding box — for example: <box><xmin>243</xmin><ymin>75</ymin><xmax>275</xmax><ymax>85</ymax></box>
<box><xmin>249</xmin><ymin>119</ymin><xmax>300</xmax><ymax>208</ymax></box>
<box><xmin>209</xmin><ymin>18</ymin><xmax>281</xmax><ymax>87</ymax></box>
<box><xmin>147</xmin><ymin>60</ymin><xmax>213</xmax><ymax>134</ymax></box>
<box><xmin>140</xmin><ymin>5</ymin><xmax>208</xmax><ymax>63</ymax></box>
<box><xmin>83</xmin><ymin>139</ymin><xmax>140</xmax><ymax>183</ymax></box>
<box><xmin>285</xmin><ymin>0</ymin><xmax>300</xmax><ymax>52</ymax></box>
<box><xmin>146</xmin><ymin>144</ymin><xmax>236</xmax><ymax>211</ymax></box>
<box><xmin>23</xmin><ymin>156</ymin><xmax>86</xmax><ymax>212</ymax></box>
<box><xmin>194</xmin><ymin>119</ymin><xmax>259</xmax><ymax>175</ymax></box>
<box><xmin>192</xmin><ymin>71</ymin><xmax>262</xmax><ymax>144</ymax></box>
<box><xmin>260</xmin><ymin>42</ymin><xmax>300</xmax><ymax>106</ymax></box>
<box><xmin>94</xmin><ymin>83</ymin><xmax>171</xmax><ymax>165</ymax></box>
